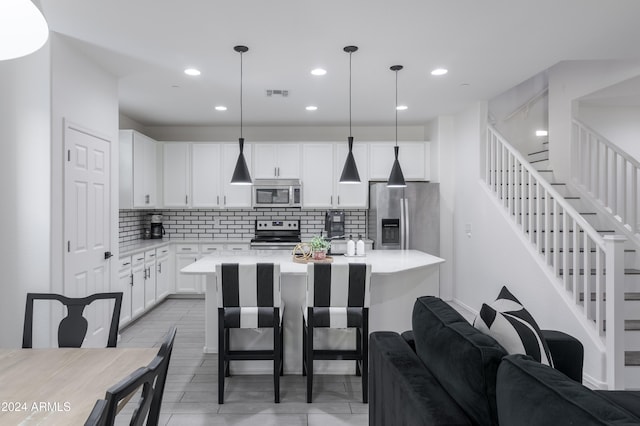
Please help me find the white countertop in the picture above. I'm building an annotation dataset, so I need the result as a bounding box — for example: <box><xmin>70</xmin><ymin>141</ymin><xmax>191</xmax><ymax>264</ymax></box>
<box><xmin>119</xmin><ymin>238</ymin><xmax>250</xmax><ymax>257</ymax></box>
<box><xmin>180</xmin><ymin>249</ymin><xmax>444</xmax><ymax>275</ymax></box>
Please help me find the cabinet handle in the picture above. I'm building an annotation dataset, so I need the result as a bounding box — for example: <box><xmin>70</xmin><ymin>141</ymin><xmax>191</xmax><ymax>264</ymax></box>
<box><xmin>158</xmin><ymin>263</ymin><xmax>162</xmax><ymax>273</ymax></box>
<box><xmin>145</xmin><ymin>194</ymin><xmax>150</xmax><ymax>204</ymax></box>
<box><xmin>338</xmin><ymin>195</ymin><xmax>340</xmax><ymax>205</ymax></box>
<box><xmin>122</xmin><ymin>262</ymin><xmax>130</xmax><ymax>266</ymax></box>
<box><xmin>224</xmin><ymin>196</ymin><xmax>227</xmax><ymax>205</ymax></box>
<box><xmin>185</xmin><ymin>195</ymin><xmax>188</xmax><ymax>205</ymax></box>
<box><xmin>330</xmin><ymin>195</ymin><xmax>333</xmax><ymax>205</ymax></box>
<box><xmin>217</xmin><ymin>195</ymin><xmax>220</xmax><ymax>205</ymax></box>
<box><xmin>130</xmin><ymin>274</ymin><xmax>133</xmax><ymax>286</ymax></box>
<box><xmin>274</xmin><ymin>167</ymin><xmax>277</xmax><ymax>177</ymax></box>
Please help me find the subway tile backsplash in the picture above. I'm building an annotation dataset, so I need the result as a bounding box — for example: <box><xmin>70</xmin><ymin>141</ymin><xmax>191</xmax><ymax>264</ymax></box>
<box><xmin>119</xmin><ymin>208</ymin><xmax>367</xmax><ymax>245</ymax></box>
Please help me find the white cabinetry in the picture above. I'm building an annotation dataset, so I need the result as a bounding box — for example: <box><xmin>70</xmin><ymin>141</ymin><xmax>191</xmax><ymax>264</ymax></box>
<box><xmin>119</xmin><ymin>130</ymin><xmax>157</xmax><ymax>209</ymax></box>
<box><xmin>175</xmin><ymin>244</ymin><xmax>202</xmax><ymax>293</ymax></box>
<box><xmin>117</xmin><ymin>256</ymin><xmax>133</xmax><ymax>327</ymax></box>
<box><xmin>301</xmin><ymin>143</ymin><xmax>335</xmax><ymax>208</ymax></box>
<box><xmin>155</xmin><ymin>246</ymin><xmax>171</xmax><ymax>300</ymax></box>
<box><xmin>369</xmin><ymin>142</ymin><xmax>430</xmax><ymax>181</ymax></box>
<box><xmin>163</xmin><ymin>143</ymin><xmax>190</xmax><ymax>207</ymax></box>
<box><xmin>144</xmin><ymin>250</ymin><xmax>157</xmax><ymax>308</ymax></box>
<box><xmin>130</xmin><ymin>252</ymin><xmax>146</xmax><ymax>319</ymax></box>
<box><xmin>335</xmin><ymin>142</ymin><xmax>369</xmax><ymax>208</ymax></box>
<box><xmin>221</xmin><ymin>143</ymin><xmax>253</xmax><ymax>208</ymax></box>
<box><xmin>253</xmin><ymin>143</ymin><xmax>300</xmax><ymax>179</ymax></box>
<box><xmin>191</xmin><ymin>143</ymin><xmax>222</xmax><ymax>208</ymax></box>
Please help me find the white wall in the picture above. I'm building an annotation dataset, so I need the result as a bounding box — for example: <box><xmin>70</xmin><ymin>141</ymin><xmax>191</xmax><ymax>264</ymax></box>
<box><xmin>450</xmin><ymin>103</ymin><xmax>607</xmax><ymax>386</ymax></box>
<box><xmin>50</xmin><ymin>34</ymin><xmax>119</xmax><ymax>298</ymax></box>
<box><xmin>0</xmin><ymin>44</ymin><xmax>52</xmax><ymax>347</ymax></box>
<box><xmin>548</xmin><ymin>60</ymin><xmax>640</xmax><ymax>182</ymax></box>
<box><xmin>577</xmin><ymin>105</ymin><xmax>640</xmax><ymax>162</ymax></box>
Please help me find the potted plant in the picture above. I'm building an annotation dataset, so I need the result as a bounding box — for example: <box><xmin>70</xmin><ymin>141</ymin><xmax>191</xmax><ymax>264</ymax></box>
<box><xmin>309</xmin><ymin>235</ymin><xmax>331</xmax><ymax>260</ymax></box>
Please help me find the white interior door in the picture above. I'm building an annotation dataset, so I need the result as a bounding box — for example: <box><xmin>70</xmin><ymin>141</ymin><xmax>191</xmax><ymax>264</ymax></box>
<box><xmin>64</xmin><ymin>122</ymin><xmax>112</xmax><ymax>348</ymax></box>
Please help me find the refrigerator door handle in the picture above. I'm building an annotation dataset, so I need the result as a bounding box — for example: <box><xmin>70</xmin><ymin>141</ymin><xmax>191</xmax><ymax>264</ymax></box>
<box><xmin>404</xmin><ymin>198</ymin><xmax>410</xmax><ymax>249</ymax></box>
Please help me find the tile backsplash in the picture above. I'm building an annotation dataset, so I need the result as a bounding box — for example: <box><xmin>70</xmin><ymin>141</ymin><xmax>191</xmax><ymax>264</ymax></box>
<box><xmin>119</xmin><ymin>208</ymin><xmax>367</xmax><ymax>245</ymax></box>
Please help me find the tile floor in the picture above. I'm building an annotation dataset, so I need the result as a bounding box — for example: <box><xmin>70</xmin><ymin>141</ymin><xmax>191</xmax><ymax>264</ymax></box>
<box><xmin>117</xmin><ymin>298</ymin><xmax>368</xmax><ymax>426</ymax></box>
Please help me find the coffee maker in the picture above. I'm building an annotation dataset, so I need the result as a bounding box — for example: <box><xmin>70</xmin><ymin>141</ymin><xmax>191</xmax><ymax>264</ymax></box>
<box><xmin>150</xmin><ymin>214</ymin><xmax>165</xmax><ymax>239</ymax></box>
<box><xmin>324</xmin><ymin>210</ymin><xmax>345</xmax><ymax>239</ymax></box>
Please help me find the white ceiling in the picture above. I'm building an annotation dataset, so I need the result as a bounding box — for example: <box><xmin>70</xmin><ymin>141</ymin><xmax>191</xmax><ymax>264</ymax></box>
<box><xmin>39</xmin><ymin>0</ymin><xmax>640</xmax><ymax>127</ymax></box>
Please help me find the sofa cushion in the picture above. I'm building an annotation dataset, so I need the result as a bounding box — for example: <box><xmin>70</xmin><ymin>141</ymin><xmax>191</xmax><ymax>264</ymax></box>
<box><xmin>497</xmin><ymin>354</ymin><xmax>640</xmax><ymax>425</ymax></box>
<box><xmin>412</xmin><ymin>296</ymin><xmax>507</xmax><ymax>426</ymax></box>
<box><xmin>474</xmin><ymin>286</ymin><xmax>553</xmax><ymax>366</ymax></box>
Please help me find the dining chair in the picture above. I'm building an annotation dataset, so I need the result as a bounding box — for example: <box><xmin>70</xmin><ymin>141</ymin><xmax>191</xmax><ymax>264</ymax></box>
<box><xmin>302</xmin><ymin>262</ymin><xmax>371</xmax><ymax>403</ymax></box>
<box><xmin>22</xmin><ymin>292</ymin><xmax>123</xmax><ymax>348</ymax></box>
<box><xmin>103</xmin><ymin>326</ymin><xmax>177</xmax><ymax>426</ymax></box>
<box><xmin>84</xmin><ymin>399</ymin><xmax>108</xmax><ymax>426</ymax></box>
<box><xmin>216</xmin><ymin>263</ymin><xmax>283</xmax><ymax>404</ymax></box>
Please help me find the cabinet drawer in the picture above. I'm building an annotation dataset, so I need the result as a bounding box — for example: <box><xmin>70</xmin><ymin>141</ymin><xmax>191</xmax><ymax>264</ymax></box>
<box><xmin>201</xmin><ymin>244</ymin><xmax>222</xmax><ymax>254</ymax></box>
<box><xmin>118</xmin><ymin>256</ymin><xmax>132</xmax><ymax>271</ymax></box>
<box><xmin>131</xmin><ymin>252</ymin><xmax>146</xmax><ymax>265</ymax></box>
<box><xmin>156</xmin><ymin>245</ymin><xmax>171</xmax><ymax>257</ymax></box>
<box><xmin>226</xmin><ymin>243</ymin><xmax>249</xmax><ymax>251</ymax></box>
<box><xmin>176</xmin><ymin>244</ymin><xmax>199</xmax><ymax>254</ymax></box>
<box><xmin>144</xmin><ymin>249</ymin><xmax>157</xmax><ymax>262</ymax></box>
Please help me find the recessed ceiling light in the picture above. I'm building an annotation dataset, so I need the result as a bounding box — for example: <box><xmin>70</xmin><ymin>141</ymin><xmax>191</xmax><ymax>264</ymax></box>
<box><xmin>311</xmin><ymin>68</ymin><xmax>327</xmax><ymax>76</ymax></box>
<box><xmin>536</xmin><ymin>130</ymin><xmax>548</xmax><ymax>137</ymax></box>
<box><xmin>431</xmin><ymin>68</ymin><xmax>448</xmax><ymax>76</ymax></box>
<box><xmin>396</xmin><ymin>105</ymin><xmax>408</xmax><ymax>111</ymax></box>
<box><xmin>184</xmin><ymin>68</ymin><xmax>201</xmax><ymax>76</ymax></box>
<box><xmin>305</xmin><ymin>106</ymin><xmax>318</xmax><ymax>111</ymax></box>
<box><xmin>215</xmin><ymin>106</ymin><xmax>227</xmax><ymax>111</ymax></box>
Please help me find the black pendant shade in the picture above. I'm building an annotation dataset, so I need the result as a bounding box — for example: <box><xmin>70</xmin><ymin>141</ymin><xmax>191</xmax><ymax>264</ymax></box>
<box><xmin>230</xmin><ymin>45</ymin><xmax>252</xmax><ymax>185</ymax></box>
<box><xmin>231</xmin><ymin>137</ymin><xmax>252</xmax><ymax>185</ymax></box>
<box><xmin>339</xmin><ymin>136</ymin><xmax>361</xmax><ymax>183</ymax></box>
<box><xmin>388</xmin><ymin>65</ymin><xmax>407</xmax><ymax>188</ymax></box>
<box><xmin>339</xmin><ymin>45</ymin><xmax>361</xmax><ymax>184</ymax></box>
<box><xmin>387</xmin><ymin>145</ymin><xmax>407</xmax><ymax>187</ymax></box>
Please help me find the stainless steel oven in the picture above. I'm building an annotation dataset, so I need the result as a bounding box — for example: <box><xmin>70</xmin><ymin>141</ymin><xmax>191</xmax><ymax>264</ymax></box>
<box><xmin>250</xmin><ymin>220</ymin><xmax>301</xmax><ymax>250</ymax></box>
<box><xmin>252</xmin><ymin>179</ymin><xmax>302</xmax><ymax>208</ymax></box>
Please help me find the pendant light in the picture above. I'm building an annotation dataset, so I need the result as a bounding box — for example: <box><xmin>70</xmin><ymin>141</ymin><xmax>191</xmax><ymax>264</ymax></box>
<box><xmin>230</xmin><ymin>45</ymin><xmax>252</xmax><ymax>185</ymax></box>
<box><xmin>339</xmin><ymin>45</ymin><xmax>361</xmax><ymax>184</ymax></box>
<box><xmin>0</xmin><ymin>0</ymin><xmax>49</xmax><ymax>61</ymax></box>
<box><xmin>387</xmin><ymin>65</ymin><xmax>407</xmax><ymax>188</ymax></box>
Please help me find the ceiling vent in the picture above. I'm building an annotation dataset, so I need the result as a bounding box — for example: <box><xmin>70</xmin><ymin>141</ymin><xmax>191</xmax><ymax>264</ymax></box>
<box><xmin>266</xmin><ymin>89</ymin><xmax>289</xmax><ymax>97</ymax></box>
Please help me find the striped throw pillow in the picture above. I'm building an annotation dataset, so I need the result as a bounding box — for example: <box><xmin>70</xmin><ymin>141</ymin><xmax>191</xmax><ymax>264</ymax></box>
<box><xmin>474</xmin><ymin>286</ymin><xmax>554</xmax><ymax>367</ymax></box>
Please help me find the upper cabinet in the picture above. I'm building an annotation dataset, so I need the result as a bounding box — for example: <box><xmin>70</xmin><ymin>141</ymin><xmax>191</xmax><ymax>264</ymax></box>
<box><xmin>369</xmin><ymin>142</ymin><xmax>431</xmax><ymax>181</ymax></box>
<box><xmin>120</xmin><ymin>130</ymin><xmax>157</xmax><ymax>209</ymax></box>
<box><xmin>191</xmin><ymin>143</ymin><xmax>222</xmax><ymax>208</ymax></box>
<box><xmin>335</xmin><ymin>142</ymin><xmax>369</xmax><ymax>208</ymax></box>
<box><xmin>163</xmin><ymin>143</ymin><xmax>190</xmax><ymax>207</ymax></box>
<box><xmin>301</xmin><ymin>143</ymin><xmax>335</xmax><ymax>208</ymax></box>
<box><xmin>253</xmin><ymin>143</ymin><xmax>300</xmax><ymax>179</ymax></box>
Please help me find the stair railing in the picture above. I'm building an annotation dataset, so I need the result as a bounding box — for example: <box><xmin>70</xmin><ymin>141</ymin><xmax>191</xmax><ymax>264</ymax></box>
<box><xmin>573</xmin><ymin>119</ymin><xmax>640</xmax><ymax>237</ymax></box>
<box><xmin>486</xmin><ymin>125</ymin><xmax>626</xmax><ymax>389</ymax></box>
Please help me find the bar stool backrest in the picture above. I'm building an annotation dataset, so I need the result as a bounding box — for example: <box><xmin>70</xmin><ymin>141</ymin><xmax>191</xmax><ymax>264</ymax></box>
<box><xmin>216</xmin><ymin>263</ymin><xmax>281</xmax><ymax>308</ymax></box>
<box><xmin>306</xmin><ymin>263</ymin><xmax>371</xmax><ymax>308</ymax></box>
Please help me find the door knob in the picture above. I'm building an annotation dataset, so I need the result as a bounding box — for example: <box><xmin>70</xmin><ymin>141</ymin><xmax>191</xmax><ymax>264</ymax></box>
<box><xmin>104</xmin><ymin>251</ymin><xmax>113</xmax><ymax>260</ymax></box>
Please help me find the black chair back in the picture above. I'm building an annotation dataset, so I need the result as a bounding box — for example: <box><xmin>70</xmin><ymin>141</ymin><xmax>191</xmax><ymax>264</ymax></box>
<box><xmin>147</xmin><ymin>326</ymin><xmax>177</xmax><ymax>425</ymax></box>
<box><xmin>84</xmin><ymin>399</ymin><xmax>108</xmax><ymax>426</ymax></box>
<box><xmin>22</xmin><ymin>292</ymin><xmax>123</xmax><ymax>348</ymax></box>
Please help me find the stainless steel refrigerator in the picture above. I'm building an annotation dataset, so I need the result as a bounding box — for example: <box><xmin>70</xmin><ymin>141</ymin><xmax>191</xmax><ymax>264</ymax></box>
<box><xmin>368</xmin><ymin>182</ymin><xmax>440</xmax><ymax>254</ymax></box>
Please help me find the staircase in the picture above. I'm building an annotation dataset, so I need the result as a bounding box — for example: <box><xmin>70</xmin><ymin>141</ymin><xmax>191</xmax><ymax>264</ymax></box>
<box><xmin>486</xmin><ymin>125</ymin><xmax>640</xmax><ymax>390</ymax></box>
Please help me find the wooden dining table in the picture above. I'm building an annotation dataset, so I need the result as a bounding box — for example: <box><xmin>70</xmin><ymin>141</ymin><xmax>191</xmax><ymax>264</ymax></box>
<box><xmin>0</xmin><ymin>347</ymin><xmax>158</xmax><ymax>425</ymax></box>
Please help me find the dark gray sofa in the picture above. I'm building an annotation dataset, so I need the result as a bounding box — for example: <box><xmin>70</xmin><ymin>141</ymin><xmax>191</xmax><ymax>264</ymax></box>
<box><xmin>369</xmin><ymin>296</ymin><xmax>640</xmax><ymax>426</ymax></box>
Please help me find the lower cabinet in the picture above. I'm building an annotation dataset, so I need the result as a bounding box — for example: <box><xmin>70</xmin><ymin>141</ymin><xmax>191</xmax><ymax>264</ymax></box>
<box><xmin>175</xmin><ymin>244</ymin><xmax>202</xmax><ymax>293</ymax></box>
<box><xmin>118</xmin><ymin>244</ymin><xmax>173</xmax><ymax>328</ymax></box>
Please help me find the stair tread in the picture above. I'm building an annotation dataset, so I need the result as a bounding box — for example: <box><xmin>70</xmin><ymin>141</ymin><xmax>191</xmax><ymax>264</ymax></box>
<box><xmin>528</xmin><ymin>149</ymin><xmax>550</xmax><ymax>156</ymax></box>
<box><xmin>529</xmin><ymin>229</ymin><xmax>616</xmax><ymax>233</ymax></box>
<box><xmin>559</xmin><ymin>268</ymin><xmax>639</xmax><ymax>276</ymax></box>
<box><xmin>541</xmin><ymin>248</ymin><xmax>636</xmax><ymax>253</ymax></box>
<box><xmin>530</xmin><ymin>159</ymin><xmax>549</xmax><ymax>163</ymax></box>
<box><xmin>579</xmin><ymin>292</ymin><xmax>640</xmax><ymax>301</ymax></box>
<box><xmin>517</xmin><ymin>211</ymin><xmax>597</xmax><ymax>216</ymax></box>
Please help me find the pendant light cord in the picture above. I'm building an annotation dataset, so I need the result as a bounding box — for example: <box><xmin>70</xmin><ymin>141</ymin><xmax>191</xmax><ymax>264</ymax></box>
<box><xmin>395</xmin><ymin>69</ymin><xmax>398</xmax><ymax>147</ymax></box>
<box><xmin>349</xmin><ymin>50</ymin><xmax>352</xmax><ymax>138</ymax></box>
<box><xmin>240</xmin><ymin>50</ymin><xmax>243</xmax><ymax>139</ymax></box>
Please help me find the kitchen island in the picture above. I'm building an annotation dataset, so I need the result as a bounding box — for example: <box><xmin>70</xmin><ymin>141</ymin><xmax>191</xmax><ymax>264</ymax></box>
<box><xmin>181</xmin><ymin>249</ymin><xmax>444</xmax><ymax>374</ymax></box>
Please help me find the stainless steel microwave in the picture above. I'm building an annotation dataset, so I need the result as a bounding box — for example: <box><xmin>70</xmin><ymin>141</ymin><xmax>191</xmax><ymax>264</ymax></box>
<box><xmin>252</xmin><ymin>179</ymin><xmax>302</xmax><ymax>208</ymax></box>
